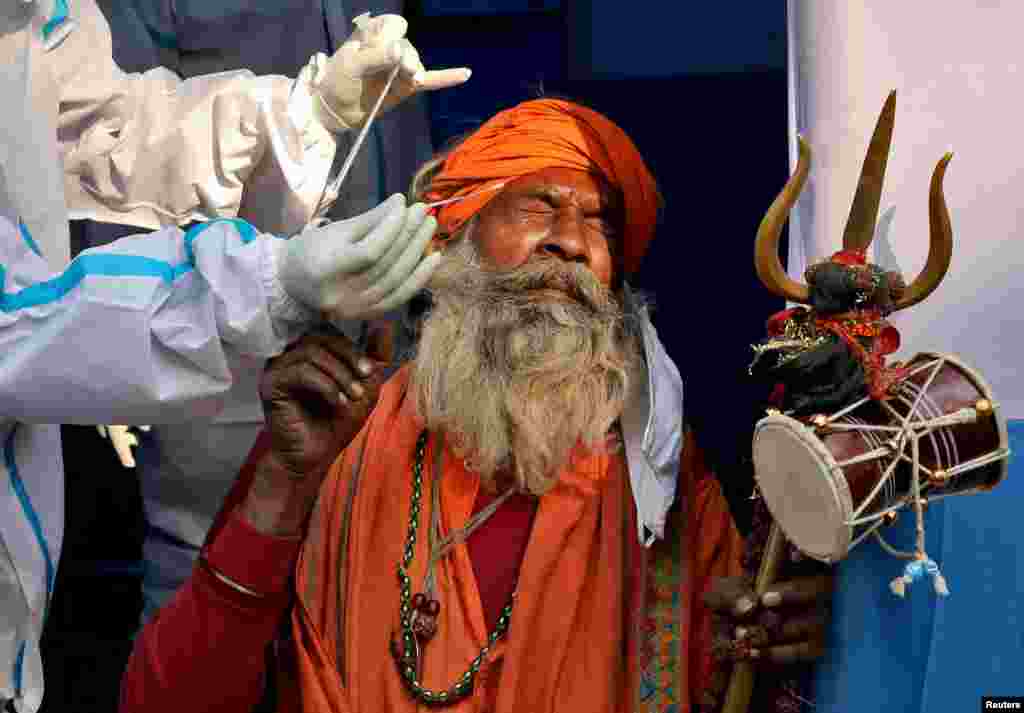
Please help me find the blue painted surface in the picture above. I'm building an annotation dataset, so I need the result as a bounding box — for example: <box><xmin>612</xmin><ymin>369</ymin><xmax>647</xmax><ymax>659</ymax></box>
<box><xmin>578</xmin><ymin>2</ymin><xmax>785</xmax><ymax>79</ymax></box>
<box><xmin>814</xmin><ymin>420</ymin><xmax>1023</xmax><ymax>711</ymax></box>
<box><xmin>416</xmin><ymin>15</ymin><xmax>565</xmax><ymax>148</ymax></box>
<box><xmin>420</xmin><ymin>0</ymin><xmax>560</xmax><ymax>14</ymax></box>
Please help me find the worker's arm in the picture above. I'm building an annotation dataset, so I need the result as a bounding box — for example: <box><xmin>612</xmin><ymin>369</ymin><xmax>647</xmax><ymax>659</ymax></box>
<box><xmin>0</xmin><ymin>216</ymin><xmax>308</xmax><ymax>424</ymax></box>
<box><xmin>56</xmin><ymin>0</ymin><xmax>467</xmax><ymax>237</ymax></box>
<box><xmin>0</xmin><ymin>201</ymin><xmax>433</xmax><ymax>425</ymax></box>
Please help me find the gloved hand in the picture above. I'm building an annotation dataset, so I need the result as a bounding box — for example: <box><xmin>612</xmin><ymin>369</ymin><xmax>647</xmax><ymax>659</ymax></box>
<box><xmin>313</xmin><ymin>12</ymin><xmax>471</xmax><ymax>133</ymax></box>
<box><xmin>96</xmin><ymin>425</ymin><xmax>151</xmax><ymax>469</ymax></box>
<box><xmin>277</xmin><ymin>194</ymin><xmax>441</xmax><ymax>321</ymax></box>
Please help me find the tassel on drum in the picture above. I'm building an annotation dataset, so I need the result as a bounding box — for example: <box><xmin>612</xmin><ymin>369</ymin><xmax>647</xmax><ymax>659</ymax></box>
<box><xmin>889</xmin><ymin>555</ymin><xmax>949</xmax><ymax>599</ymax></box>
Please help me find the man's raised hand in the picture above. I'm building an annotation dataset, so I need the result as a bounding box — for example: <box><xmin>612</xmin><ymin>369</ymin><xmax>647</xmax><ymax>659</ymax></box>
<box><xmin>243</xmin><ymin>327</ymin><xmax>391</xmax><ymax>535</ymax></box>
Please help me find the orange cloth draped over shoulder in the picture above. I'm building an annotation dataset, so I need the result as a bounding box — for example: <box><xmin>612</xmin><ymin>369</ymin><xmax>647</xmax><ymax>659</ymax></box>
<box><xmin>423</xmin><ymin>98</ymin><xmax>660</xmax><ymax>275</ymax></box>
<box><xmin>267</xmin><ymin>366</ymin><xmax>744</xmax><ymax>713</ymax></box>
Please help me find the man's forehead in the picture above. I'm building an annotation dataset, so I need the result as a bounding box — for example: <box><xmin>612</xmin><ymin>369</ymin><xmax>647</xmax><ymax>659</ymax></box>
<box><xmin>500</xmin><ymin>168</ymin><xmax>622</xmax><ymax>207</ymax></box>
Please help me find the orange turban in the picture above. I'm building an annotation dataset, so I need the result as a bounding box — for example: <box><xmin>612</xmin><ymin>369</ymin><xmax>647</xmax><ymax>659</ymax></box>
<box><xmin>423</xmin><ymin>99</ymin><xmax>660</xmax><ymax>275</ymax></box>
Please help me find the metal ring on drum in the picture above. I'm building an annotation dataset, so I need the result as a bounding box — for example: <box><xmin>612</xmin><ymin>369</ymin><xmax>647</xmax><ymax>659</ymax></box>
<box><xmin>894</xmin><ymin>353</ymin><xmax>1009</xmax><ymax>493</ymax></box>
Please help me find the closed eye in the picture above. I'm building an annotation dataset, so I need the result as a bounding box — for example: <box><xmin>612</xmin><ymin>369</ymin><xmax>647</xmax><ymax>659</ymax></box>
<box><xmin>520</xmin><ymin>197</ymin><xmax>555</xmax><ymax>213</ymax></box>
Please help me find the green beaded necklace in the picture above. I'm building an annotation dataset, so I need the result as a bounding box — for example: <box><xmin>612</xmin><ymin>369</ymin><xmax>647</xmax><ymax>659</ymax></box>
<box><xmin>389</xmin><ymin>430</ymin><xmax>516</xmax><ymax>707</ymax></box>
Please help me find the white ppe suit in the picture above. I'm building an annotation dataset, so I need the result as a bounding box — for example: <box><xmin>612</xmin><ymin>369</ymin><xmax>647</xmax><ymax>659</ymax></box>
<box><xmin>84</xmin><ymin>0</ymin><xmax>432</xmax><ymax>630</ymax></box>
<box><xmin>0</xmin><ymin>0</ymin><xmax>364</xmax><ymax>708</ymax></box>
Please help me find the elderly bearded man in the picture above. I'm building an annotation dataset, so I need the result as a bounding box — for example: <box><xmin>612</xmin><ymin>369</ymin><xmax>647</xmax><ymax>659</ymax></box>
<box><xmin>121</xmin><ymin>99</ymin><xmax>832</xmax><ymax>713</ymax></box>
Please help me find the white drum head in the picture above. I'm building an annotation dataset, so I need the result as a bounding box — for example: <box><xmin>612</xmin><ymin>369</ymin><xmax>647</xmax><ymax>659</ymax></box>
<box><xmin>752</xmin><ymin>414</ymin><xmax>853</xmax><ymax>562</ymax></box>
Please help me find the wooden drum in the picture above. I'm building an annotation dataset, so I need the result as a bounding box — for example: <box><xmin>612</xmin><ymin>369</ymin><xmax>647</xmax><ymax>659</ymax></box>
<box><xmin>751</xmin><ymin>352</ymin><xmax>1009</xmax><ymax>563</ymax></box>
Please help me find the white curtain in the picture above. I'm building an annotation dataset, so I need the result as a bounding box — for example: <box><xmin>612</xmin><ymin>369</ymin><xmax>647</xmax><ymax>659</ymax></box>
<box><xmin>787</xmin><ymin>7</ymin><xmax>1023</xmax><ymax>713</ymax></box>
<box><xmin>786</xmin><ymin>1</ymin><xmax>1024</xmax><ymax>418</ymax></box>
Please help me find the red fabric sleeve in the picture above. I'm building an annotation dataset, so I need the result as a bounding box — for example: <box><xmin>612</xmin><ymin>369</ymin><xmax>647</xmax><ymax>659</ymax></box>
<box><xmin>205</xmin><ymin>429</ymin><xmax>272</xmax><ymax>544</ymax></box>
<box><xmin>120</xmin><ymin>430</ymin><xmax>301</xmax><ymax>713</ymax></box>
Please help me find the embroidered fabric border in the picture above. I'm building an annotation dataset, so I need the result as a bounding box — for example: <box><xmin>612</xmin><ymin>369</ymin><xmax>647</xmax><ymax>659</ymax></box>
<box><xmin>638</xmin><ymin>510</ymin><xmax>684</xmax><ymax>713</ymax></box>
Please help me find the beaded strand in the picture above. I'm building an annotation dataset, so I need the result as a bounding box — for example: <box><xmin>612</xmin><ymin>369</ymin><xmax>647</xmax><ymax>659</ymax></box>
<box><xmin>390</xmin><ymin>431</ymin><xmax>515</xmax><ymax>706</ymax></box>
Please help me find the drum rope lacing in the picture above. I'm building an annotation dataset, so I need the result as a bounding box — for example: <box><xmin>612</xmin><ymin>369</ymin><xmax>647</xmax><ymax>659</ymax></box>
<box><xmin>789</xmin><ymin>356</ymin><xmax>1011</xmax><ymax>599</ymax></box>
<box><xmin>882</xmin><ymin>357</ymin><xmax>977</xmax><ymax>597</ymax></box>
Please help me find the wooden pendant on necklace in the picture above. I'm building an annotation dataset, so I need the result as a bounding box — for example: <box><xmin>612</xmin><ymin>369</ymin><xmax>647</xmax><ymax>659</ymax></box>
<box><xmin>410</xmin><ymin>593</ymin><xmax>441</xmax><ymax>643</ymax></box>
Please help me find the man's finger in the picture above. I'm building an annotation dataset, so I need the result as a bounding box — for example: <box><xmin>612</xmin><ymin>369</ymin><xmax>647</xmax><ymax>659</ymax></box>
<box><xmin>266</xmin><ymin>342</ymin><xmax>316</xmax><ymax>371</ymax></box>
<box><xmin>702</xmin><ymin>577</ymin><xmax>759</xmax><ymax>618</ymax></box>
<box><xmin>280</xmin><ymin>362</ymin><xmax>346</xmax><ymax>411</ymax></box>
<box><xmin>777</xmin><ymin>612</ymin><xmax>828</xmax><ymax>644</ymax></box>
<box><xmin>762</xmin><ymin>575</ymin><xmax>834</xmax><ymax>609</ymax></box>
<box><xmin>414</xmin><ymin>68</ymin><xmax>472</xmax><ymax>93</ymax></box>
<box><xmin>760</xmin><ymin>638</ymin><xmax>827</xmax><ymax>666</ymax></box>
<box><xmin>300</xmin><ymin>343</ymin><xmax>364</xmax><ymax>402</ymax></box>
<box><xmin>743</xmin><ymin>612</ymin><xmax>827</xmax><ymax>647</ymax></box>
<box><xmin>365</xmin><ymin>320</ymin><xmax>396</xmax><ymax>364</ymax></box>
<box><xmin>301</xmin><ymin>334</ymin><xmax>375</xmax><ymax>380</ymax></box>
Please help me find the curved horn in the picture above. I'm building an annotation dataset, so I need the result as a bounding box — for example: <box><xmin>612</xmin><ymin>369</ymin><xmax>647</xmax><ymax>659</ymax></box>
<box><xmin>842</xmin><ymin>90</ymin><xmax>897</xmax><ymax>252</ymax></box>
<box><xmin>755</xmin><ymin>135</ymin><xmax>812</xmax><ymax>303</ymax></box>
<box><xmin>893</xmin><ymin>153</ymin><xmax>954</xmax><ymax>311</ymax></box>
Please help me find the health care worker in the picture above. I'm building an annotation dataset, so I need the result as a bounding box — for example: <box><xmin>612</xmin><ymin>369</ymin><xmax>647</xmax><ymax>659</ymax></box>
<box><xmin>0</xmin><ymin>1</ymin><xmax>469</xmax><ymax>710</ymax></box>
<box><xmin>65</xmin><ymin>0</ymin><xmax>436</xmax><ymax>633</ymax></box>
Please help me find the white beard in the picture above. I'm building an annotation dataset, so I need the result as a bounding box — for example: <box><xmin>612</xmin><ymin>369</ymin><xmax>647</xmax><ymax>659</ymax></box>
<box><xmin>411</xmin><ymin>239</ymin><xmax>643</xmax><ymax>495</ymax></box>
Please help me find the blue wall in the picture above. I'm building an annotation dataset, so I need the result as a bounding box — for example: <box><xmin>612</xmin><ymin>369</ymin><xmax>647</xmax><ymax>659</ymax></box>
<box><xmin>420</xmin><ymin>0</ymin><xmax>559</xmax><ymax>14</ymax></box>
<box><xmin>568</xmin><ymin>2</ymin><xmax>785</xmax><ymax>79</ymax></box>
<box><xmin>815</xmin><ymin>421</ymin><xmax>1022</xmax><ymax>712</ymax></box>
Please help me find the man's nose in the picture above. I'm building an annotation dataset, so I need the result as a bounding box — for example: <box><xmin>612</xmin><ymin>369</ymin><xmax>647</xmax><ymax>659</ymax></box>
<box><xmin>537</xmin><ymin>212</ymin><xmax>589</xmax><ymax>266</ymax></box>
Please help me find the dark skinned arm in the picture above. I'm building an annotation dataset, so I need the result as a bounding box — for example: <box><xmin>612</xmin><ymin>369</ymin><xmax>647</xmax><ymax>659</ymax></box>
<box><xmin>120</xmin><ymin>328</ymin><xmax>391</xmax><ymax>713</ymax></box>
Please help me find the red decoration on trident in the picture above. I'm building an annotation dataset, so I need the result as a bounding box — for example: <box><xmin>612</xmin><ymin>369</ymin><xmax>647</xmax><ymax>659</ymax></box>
<box><xmin>829</xmin><ymin>249</ymin><xmax>868</xmax><ymax>267</ymax></box>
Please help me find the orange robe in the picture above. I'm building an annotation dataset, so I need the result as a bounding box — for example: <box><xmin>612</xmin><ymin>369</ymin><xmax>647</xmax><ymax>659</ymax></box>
<box><xmin>273</xmin><ymin>366</ymin><xmax>743</xmax><ymax>712</ymax></box>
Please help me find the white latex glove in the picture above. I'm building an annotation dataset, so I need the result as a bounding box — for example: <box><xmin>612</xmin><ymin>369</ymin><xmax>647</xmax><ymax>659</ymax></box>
<box><xmin>277</xmin><ymin>194</ymin><xmax>441</xmax><ymax>321</ymax></box>
<box><xmin>97</xmin><ymin>425</ymin><xmax>151</xmax><ymax>469</ymax></box>
<box><xmin>313</xmin><ymin>12</ymin><xmax>471</xmax><ymax>133</ymax></box>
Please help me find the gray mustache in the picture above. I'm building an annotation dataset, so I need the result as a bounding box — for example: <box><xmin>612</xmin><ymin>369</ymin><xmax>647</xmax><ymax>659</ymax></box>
<box><xmin>474</xmin><ymin>260</ymin><xmax>612</xmax><ymax>314</ymax></box>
